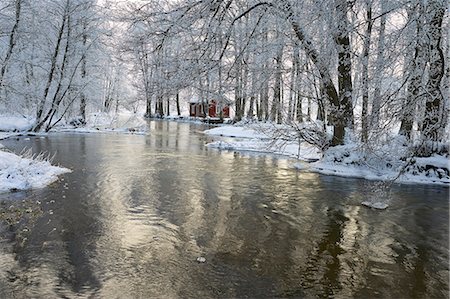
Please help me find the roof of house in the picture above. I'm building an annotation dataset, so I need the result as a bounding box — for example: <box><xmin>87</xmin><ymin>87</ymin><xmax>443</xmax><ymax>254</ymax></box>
<box><xmin>189</xmin><ymin>98</ymin><xmax>231</xmax><ymax>105</ymax></box>
<box><xmin>189</xmin><ymin>98</ymin><xmax>203</xmax><ymax>103</ymax></box>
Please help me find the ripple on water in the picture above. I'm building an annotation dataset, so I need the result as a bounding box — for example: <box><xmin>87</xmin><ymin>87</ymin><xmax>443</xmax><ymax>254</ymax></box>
<box><xmin>0</xmin><ymin>126</ymin><xmax>447</xmax><ymax>298</ymax></box>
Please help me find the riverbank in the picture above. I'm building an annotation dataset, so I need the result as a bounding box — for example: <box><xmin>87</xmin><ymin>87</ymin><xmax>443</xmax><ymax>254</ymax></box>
<box><xmin>0</xmin><ymin>148</ymin><xmax>70</xmax><ymax>193</ymax></box>
<box><xmin>0</xmin><ymin>113</ymin><xmax>149</xmax><ymax>137</ymax></box>
<box><xmin>1</xmin><ymin>114</ymin><xmax>448</xmax><ymax>190</ymax></box>
<box><xmin>204</xmin><ymin>123</ymin><xmax>449</xmax><ymax>187</ymax></box>
<box><xmin>0</xmin><ymin>116</ymin><xmax>68</xmax><ymax>192</ymax></box>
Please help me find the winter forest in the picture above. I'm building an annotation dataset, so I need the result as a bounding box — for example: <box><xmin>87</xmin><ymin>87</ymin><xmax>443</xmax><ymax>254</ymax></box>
<box><xmin>0</xmin><ymin>0</ymin><xmax>449</xmax><ymax>297</ymax></box>
<box><xmin>0</xmin><ymin>0</ymin><xmax>448</xmax><ymax>151</ymax></box>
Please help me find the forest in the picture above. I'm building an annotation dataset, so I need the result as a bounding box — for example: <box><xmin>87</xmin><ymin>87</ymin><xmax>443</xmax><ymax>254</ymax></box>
<box><xmin>0</xmin><ymin>0</ymin><xmax>448</xmax><ymax>156</ymax></box>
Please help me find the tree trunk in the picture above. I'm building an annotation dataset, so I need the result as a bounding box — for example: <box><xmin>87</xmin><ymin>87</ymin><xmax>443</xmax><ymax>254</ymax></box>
<box><xmin>335</xmin><ymin>0</ymin><xmax>354</xmax><ymax>130</ymax></box>
<box><xmin>399</xmin><ymin>4</ymin><xmax>426</xmax><ymax>139</ymax></box>
<box><xmin>234</xmin><ymin>45</ymin><xmax>243</xmax><ymax>121</ymax></box>
<box><xmin>166</xmin><ymin>97</ymin><xmax>170</xmax><ymax>116</ymax></box>
<box><xmin>271</xmin><ymin>40</ymin><xmax>283</xmax><ymax>124</ymax></box>
<box><xmin>218</xmin><ymin>61</ymin><xmax>224</xmax><ymax>120</ymax></box>
<box><xmin>288</xmin><ymin>45</ymin><xmax>299</xmax><ymax>121</ymax></box>
<box><xmin>295</xmin><ymin>49</ymin><xmax>303</xmax><ymax>122</ymax></box>
<box><xmin>259</xmin><ymin>27</ymin><xmax>270</xmax><ymax>121</ymax></box>
<box><xmin>0</xmin><ymin>0</ymin><xmax>22</xmax><ymax>98</ymax></box>
<box><xmin>371</xmin><ymin>0</ymin><xmax>386</xmax><ymax>129</ymax></box>
<box><xmin>176</xmin><ymin>92</ymin><xmax>181</xmax><ymax>116</ymax></box>
<box><xmin>44</xmin><ymin>11</ymin><xmax>74</xmax><ymax>131</ymax></box>
<box><xmin>422</xmin><ymin>0</ymin><xmax>446</xmax><ymax>143</ymax></box>
<box><xmin>137</xmin><ymin>44</ymin><xmax>152</xmax><ymax>118</ymax></box>
<box><xmin>247</xmin><ymin>68</ymin><xmax>256</xmax><ymax>118</ymax></box>
<box><xmin>33</xmin><ymin>0</ymin><xmax>69</xmax><ymax>132</ymax></box>
<box><xmin>158</xmin><ymin>96</ymin><xmax>164</xmax><ymax>116</ymax></box>
<box><xmin>278</xmin><ymin>0</ymin><xmax>344</xmax><ymax>144</ymax></box>
<box><xmin>361</xmin><ymin>1</ymin><xmax>373</xmax><ymax>143</ymax></box>
<box><xmin>33</xmin><ymin>1</ymin><xmax>69</xmax><ymax>131</ymax></box>
<box><xmin>241</xmin><ymin>50</ymin><xmax>249</xmax><ymax>119</ymax></box>
<box><xmin>79</xmin><ymin>23</ymin><xmax>87</xmax><ymax>124</ymax></box>
<box><xmin>440</xmin><ymin>27</ymin><xmax>449</xmax><ymax>139</ymax></box>
<box><xmin>315</xmin><ymin>77</ymin><xmax>326</xmax><ymax>125</ymax></box>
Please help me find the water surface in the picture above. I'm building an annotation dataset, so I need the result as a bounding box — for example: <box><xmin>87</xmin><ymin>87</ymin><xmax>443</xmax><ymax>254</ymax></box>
<box><xmin>0</xmin><ymin>121</ymin><xmax>448</xmax><ymax>298</ymax></box>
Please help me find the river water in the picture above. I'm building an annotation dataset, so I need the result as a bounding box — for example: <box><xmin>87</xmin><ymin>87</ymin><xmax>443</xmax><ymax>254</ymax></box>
<box><xmin>0</xmin><ymin>121</ymin><xmax>448</xmax><ymax>298</ymax></box>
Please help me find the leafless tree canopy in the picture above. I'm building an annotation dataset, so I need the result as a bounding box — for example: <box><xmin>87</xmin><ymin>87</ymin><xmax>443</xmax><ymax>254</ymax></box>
<box><xmin>0</xmin><ymin>0</ymin><xmax>447</xmax><ymax>154</ymax></box>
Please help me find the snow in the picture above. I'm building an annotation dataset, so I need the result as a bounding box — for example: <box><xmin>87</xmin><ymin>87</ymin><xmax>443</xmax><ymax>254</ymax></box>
<box><xmin>154</xmin><ymin>115</ymin><xmax>206</xmax><ymax>124</ymax></box>
<box><xmin>204</xmin><ymin>123</ymin><xmax>450</xmax><ymax>187</ymax></box>
<box><xmin>207</xmin><ymin>139</ymin><xmax>320</xmax><ymax>160</ymax></box>
<box><xmin>0</xmin><ymin>112</ymin><xmax>147</xmax><ymax>135</ymax></box>
<box><xmin>58</xmin><ymin>127</ymin><xmax>147</xmax><ymax>135</ymax></box>
<box><xmin>196</xmin><ymin>256</ymin><xmax>206</xmax><ymax>263</ymax></box>
<box><xmin>0</xmin><ymin>132</ymin><xmax>20</xmax><ymax>140</ymax></box>
<box><xmin>361</xmin><ymin>201</ymin><xmax>389</xmax><ymax>210</ymax></box>
<box><xmin>204</xmin><ymin>125</ymin><xmax>269</xmax><ymax>139</ymax></box>
<box><xmin>302</xmin><ymin>142</ymin><xmax>449</xmax><ymax>186</ymax></box>
<box><xmin>0</xmin><ymin>116</ymin><xmax>34</xmax><ymax>132</ymax></box>
<box><xmin>55</xmin><ymin>112</ymin><xmax>148</xmax><ymax>135</ymax></box>
<box><xmin>85</xmin><ymin>112</ymin><xmax>146</xmax><ymax>129</ymax></box>
<box><xmin>0</xmin><ymin>149</ymin><xmax>70</xmax><ymax>193</ymax></box>
<box><xmin>415</xmin><ymin>155</ymin><xmax>449</xmax><ymax>169</ymax></box>
<box><xmin>205</xmin><ymin>123</ymin><xmax>322</xmax><ymax>160</ymax></box>
<box><xmin>0</xmin><ymin>116</ymin><xmax>34</xmax><ymax>140</ymax></box>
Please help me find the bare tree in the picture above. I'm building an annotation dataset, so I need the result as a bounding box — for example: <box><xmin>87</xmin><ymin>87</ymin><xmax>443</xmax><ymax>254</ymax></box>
<box><xmin>0</xmin><ymin>0</ymin><xmax>21</xmax><ymax>100</ymax></box>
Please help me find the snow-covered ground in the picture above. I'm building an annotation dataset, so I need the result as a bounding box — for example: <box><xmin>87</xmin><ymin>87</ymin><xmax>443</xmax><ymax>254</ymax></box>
<box><xmin>55</xmin><ymin>112</ymin><xmax>148</xmax><ymax>135</ymax></box>
<box><xmin>0</xmin><ymin>116</ymin><xmax>34</xmax><ymax>132</ymax></box>
<box><xmin>204</xmin><ymin>125</ymin><xmax>270</xmax><ymax>139</ymax></box>
<box><xmin>0</xmin><ymin>149</ymin><xmax>70</xmax><ymax>193</ymax></box>
<box><xmin>0</xmin><ymin>115</ymin><xmax>35</xmax><ymax>140</ymax></box>
<box><xmin>300</xmin><ymin>142</ymin><xmax>449</xmax><ymax>186</ymax></box>
<box><xmin>0</xmin><ymin>112</ymin><xmax>149</xmax><ymax>137</ymax></box>
<box><xmin>205</xmin><ymin>122</ymin><xmax>323</xmax><ymax>160</ymax></box>
<box><xmin>204</xmin><ymin>123</ymin><xmax>450</xmax><ymax>187</ymax></box>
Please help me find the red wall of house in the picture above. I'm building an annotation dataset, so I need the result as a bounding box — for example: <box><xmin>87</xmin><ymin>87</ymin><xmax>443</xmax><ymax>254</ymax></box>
<box><xmin>208</xmin><ymin>103</ymin><xmax>216</xmax><ymax>117</ymax></box>
<box><xmin>190</xmin><ymin>101</ymin><xmax>229</xmax><ymax>118</ymax></box>
<box><xmin>189</xmin><ymin>103</ymin><xmax>196</xmax><ymax>116</ymax></box>
<box><xmin>222</xmin><ymin>106</ymin><xmax>230</xmax><ymax>118</ymax></box>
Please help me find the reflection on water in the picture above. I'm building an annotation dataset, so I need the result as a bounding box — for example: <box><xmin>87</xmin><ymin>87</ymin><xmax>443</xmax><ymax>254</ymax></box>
<box><xmin>0</xmin><ymin>121</ymin><xmax>448</xmax><ymax>298</ymax></box>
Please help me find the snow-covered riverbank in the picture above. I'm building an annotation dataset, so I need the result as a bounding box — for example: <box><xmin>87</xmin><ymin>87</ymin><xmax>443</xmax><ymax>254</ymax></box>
<box><xmin>1</xmin><ymin>114</ymin><xmax>448</xmax><ymax>191</ymax></box>
<box><xmin>0</xmin><ymin>111</ymin><xmax>158</xmax><ymax>193</ymax></box>
<box><xmin>0</xmin><ymin>116</ymin><xmax>71</xmax><ymax>193</ymax></box>
<box><xmin>204</xmin><ymin>124</ymin><xmax>449</xmax><ymax>186</ymax></box>
<box><xmin>0</xmin><ymin>149</ymin><xmax>70</xmax><ymax>193</ymax></box>
<box><xmin>0</xmin><ymin>112</ymin><xmax>149</xmax><ymax>138</ymax></box>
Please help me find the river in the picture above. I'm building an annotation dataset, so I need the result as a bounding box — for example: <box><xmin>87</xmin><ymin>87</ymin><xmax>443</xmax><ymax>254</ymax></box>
<box><xmin>0</xmin><ymin>121</ymin><xmax>448</xmax><ymax>298</ymax></box>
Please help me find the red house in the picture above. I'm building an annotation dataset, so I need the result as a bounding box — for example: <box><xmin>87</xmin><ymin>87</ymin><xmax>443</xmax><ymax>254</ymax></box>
<box><xmin>189</xmin><ymin>99</ymin><xmax>230</xmax><ymax>118</ymax></box>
